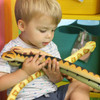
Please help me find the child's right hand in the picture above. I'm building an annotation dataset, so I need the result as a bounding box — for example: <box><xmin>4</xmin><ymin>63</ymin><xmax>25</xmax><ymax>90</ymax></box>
<box><xmin>21</xmin><ymin>54</ymin><xmax>47</xmax><ymax>76</ymax></box>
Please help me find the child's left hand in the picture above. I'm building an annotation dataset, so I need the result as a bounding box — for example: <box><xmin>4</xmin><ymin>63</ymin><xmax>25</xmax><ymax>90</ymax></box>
<box><xmin>42</xmin><ymin>59</ymin><xmax>63</xmax><ymax>83</ymax></box>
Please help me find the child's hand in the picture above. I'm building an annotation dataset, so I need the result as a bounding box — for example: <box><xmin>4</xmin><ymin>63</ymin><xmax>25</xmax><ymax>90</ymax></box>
<box><xmin>21</xmin><ymin>54</ymin><xmax>47</xmax><ymax>76</ymax></box>
<box><xmin>42</xmin><ymin>59</ymin><xmax>63</xmax><ymax>83</ymax></box>
<box><xmin>79</xmin><ymin>53</ymin><xmax>90</xmax><ymax>61</ymax></box>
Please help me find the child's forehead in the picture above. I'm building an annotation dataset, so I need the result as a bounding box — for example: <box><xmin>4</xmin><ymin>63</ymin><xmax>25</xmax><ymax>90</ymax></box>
<box><xmin>30</xmin><ymin>15</ymin><xmax>57</xmax><ymax>26</ymax></box>
<box><xmin>37</xmin><ymin>25</ymin><xmax>57</xmax><ymax>29</ymax></box>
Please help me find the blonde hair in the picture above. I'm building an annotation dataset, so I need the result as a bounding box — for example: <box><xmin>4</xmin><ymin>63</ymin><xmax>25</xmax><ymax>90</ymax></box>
<box><xmin>15</xmin><ymin>0</ymin><xmax>62</xmax><ymax>25</ymax></box>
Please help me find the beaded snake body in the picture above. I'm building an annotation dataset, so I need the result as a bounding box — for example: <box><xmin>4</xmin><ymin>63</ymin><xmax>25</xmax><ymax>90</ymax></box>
<box><xmin>1</xmin><ymin>41</ymin><xmax>100</xmax><ymax>100</ymax></box>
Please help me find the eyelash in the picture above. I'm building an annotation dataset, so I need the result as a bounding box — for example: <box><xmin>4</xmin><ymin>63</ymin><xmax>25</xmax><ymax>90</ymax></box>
<box><xmin>39</xmin><ymin>30</ymin><xmax>46</xmax><ymax>33</ymax></box>
<box><xmin>52</xmin><ymin>30</ymin><xmax>55</xmax><ymax>32</ymax></box>
<box><xmin>39</xmin><ymin>29</ymin><xmax>55</xmax><ymax>33</ymax></box>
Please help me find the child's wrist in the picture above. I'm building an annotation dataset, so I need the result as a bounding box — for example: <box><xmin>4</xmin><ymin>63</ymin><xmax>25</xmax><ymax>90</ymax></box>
<box><xmin>59</xmin><ymin>76</ymin><xmax>63</xmax><ymax>82</ymax></box>
<box><xmin>19</xmin><ymin>69</ymin><xmax>29</xmax><ymax>77</ymax></box>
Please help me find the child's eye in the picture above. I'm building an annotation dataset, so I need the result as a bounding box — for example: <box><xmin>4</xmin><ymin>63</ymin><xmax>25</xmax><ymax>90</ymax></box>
<box><xmin>52</xmin><ymin>30</ymin><xmax>55</xmax><ymax>32</ymax></box>
<box><xmin>39</xmin><ymin>30</ymin><xmax>46</xmax><ymax>33</ymax></box>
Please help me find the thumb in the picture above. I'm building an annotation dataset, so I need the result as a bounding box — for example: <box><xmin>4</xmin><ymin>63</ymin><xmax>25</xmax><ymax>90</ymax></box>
<box><xmin>24</xmin><ymin>57</ymin><xmax>33</xmax><ymax>64</ymax></box>
<box><xmin>42</xmin><ymin>67</ymin><xmax>49</xmax><ymax>75</ymax></box>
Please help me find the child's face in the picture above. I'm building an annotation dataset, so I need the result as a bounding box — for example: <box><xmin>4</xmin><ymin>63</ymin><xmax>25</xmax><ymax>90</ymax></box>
<box><xmin>21</xmin><ymin>15</ymin><xmax>57</xmax><ymax>49</ymax></box>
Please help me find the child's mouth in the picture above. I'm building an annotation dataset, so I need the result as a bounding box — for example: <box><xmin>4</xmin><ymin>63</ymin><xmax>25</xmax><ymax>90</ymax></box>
<box><xmin>43</xmin><ymin>42</ymin><xmax>49</xmax><ymax>46</ymax></box>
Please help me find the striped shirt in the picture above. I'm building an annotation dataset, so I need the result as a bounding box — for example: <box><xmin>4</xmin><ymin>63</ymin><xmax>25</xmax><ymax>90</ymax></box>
<box><xmin>0</xmin><ymin>37</ymin><xmax>61</xmax><ymax>100</ymax></box>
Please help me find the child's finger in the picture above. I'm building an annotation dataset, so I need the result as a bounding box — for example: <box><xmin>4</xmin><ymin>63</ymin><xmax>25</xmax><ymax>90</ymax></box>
<box><xmin>55</xmin><ymin>61</ymin><xmax>60</xmax><ymax>72</ymax></box>
<box><xmin>32</xmin><ymin>54</ymin><xmax>39</xmax><ymax>62</ymax></box>
<box><xmin>39</xmin><ymin>61</ymin><xmax>48</xmax><ymax>70</ymax></box>
<box><xmin>36</xmin><ymin>55</ymin><xmax>45</xmax><ymax>65</ymax></box>
<box><xmin>24</xmin><ymin>57</ymin><xmax>33</xmax><ymax>64</ymax></box>
<box><xmin>48</xmin><ymin>60</ymin><xmax>52</xmax><ymax>71</ymax></box>
<box><xmin>52</xmin><ymin>59</ymin><xmax>56</xmax><ymax>72</ymax></box>
<box><xmin>42</xmin><ymin>67</ymin><xmax>49</xmax><ymax>76</ymax></box>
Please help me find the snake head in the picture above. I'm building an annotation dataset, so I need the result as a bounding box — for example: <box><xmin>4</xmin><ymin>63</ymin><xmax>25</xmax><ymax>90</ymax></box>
<box><xmin>10</xmin><ymin>46</ymin><xmax>24</xmax><ymax>54</ymax></box>
<box><xmin>1</xmin><ymin>51</ymin><xmax>16</xmax><ymax>61</ymax></box>
<box><xmin>85</xmin><ymin>41</ymin><xmax>96</xmax><ymax>52</ymax></box>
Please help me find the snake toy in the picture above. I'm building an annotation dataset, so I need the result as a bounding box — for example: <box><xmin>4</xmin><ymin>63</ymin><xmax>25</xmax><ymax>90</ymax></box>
<box><xmin>1</xmin><ymin>41</ymin><xmax>100</xmax><ymax>100</ymax></box>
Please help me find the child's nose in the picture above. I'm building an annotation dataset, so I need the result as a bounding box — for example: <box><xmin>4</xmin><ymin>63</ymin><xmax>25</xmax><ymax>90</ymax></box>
<box><xmin>46</xmin><ymin>32</ymin><xmax>52</xmax><ymax>38</ymax></box>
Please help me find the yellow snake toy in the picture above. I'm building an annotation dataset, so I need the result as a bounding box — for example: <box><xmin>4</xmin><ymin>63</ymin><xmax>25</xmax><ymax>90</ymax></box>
<box><xmin>1</xmin><ymin>41</ymin><xmax>100</xmax><ymax>100</ymax></box>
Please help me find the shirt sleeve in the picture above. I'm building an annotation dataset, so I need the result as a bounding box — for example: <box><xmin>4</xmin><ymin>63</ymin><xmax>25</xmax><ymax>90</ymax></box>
<box><xmin>0</xmin><ymin>43</ymin><xmax>13</xmax><ymax>73</ymax></box>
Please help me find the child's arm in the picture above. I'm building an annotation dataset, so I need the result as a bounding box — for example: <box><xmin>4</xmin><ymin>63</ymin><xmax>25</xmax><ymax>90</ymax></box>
<box><xmin>0</xmin><ymin>54</ymin><xmax>47</xmax><ymax>91</ymax></box>
<box><xmin>0</xmin><ymin>69</ymin><xmax>29</xmax><ymax>91</ymax></box>
<box><xmin>0</xmin><ymin>72</ymin><xmax>7</xmax><ymax>77</ymax></box>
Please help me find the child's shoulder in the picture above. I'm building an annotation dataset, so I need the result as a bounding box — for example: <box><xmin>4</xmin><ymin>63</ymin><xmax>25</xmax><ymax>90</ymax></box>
<box><xmin>0</xmin><ymin>37</ymin><xmax>19</xmax><ymax>54</ymax></box>
<box><xmin>49</xmin><ymin>41</ymin><xmax>58</xmax><ymax>47</ymax></box>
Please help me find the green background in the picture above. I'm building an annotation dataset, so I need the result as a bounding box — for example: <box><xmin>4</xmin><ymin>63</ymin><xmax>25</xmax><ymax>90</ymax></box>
<box><xmin>53</xmin><ymin>24</ymin><xmax>100</xmax><ymax>100</ymax></box>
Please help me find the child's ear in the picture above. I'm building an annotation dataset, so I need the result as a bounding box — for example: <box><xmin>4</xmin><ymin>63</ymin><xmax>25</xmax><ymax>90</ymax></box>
<box><xmin>18</xmin><ymin>20</ymin><xmax>26</xmax><ymax>32</ymax></box>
